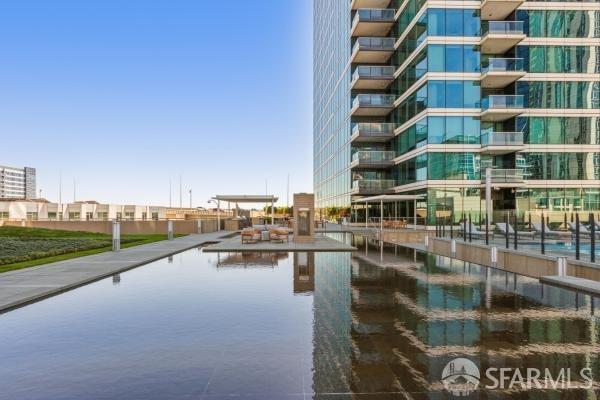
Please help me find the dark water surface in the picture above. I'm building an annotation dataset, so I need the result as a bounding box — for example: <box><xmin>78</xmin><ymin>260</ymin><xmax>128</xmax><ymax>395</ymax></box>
<box><xmin>1</xmin><ymin>239</ymin><xmax>599</xmax><ymax>399</ymax></box>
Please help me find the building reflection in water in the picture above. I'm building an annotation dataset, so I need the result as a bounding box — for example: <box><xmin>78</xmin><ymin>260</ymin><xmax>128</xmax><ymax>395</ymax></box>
<box><xmin>308</xmin><ymin>234</ymin><xmax>600</xmax><ymax>397</ymax></box>
<box><xmin>112</xmin><ymin>274</ymin><xmax>120</xmax><ymax>285</ymax></box>
<box><xmin>215</xmin><ymin>252</ymin><xmax>288</xmax><ymax>268</ymax></box>
<box><xmin>293</xmin><ymin>252</ymin><xmax>315</xmax><ymax>294</ymax></box>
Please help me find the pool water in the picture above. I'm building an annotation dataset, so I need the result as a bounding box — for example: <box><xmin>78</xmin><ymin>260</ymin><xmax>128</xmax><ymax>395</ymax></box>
<box><xmin>1</xmin><ymin>241</ymin><xmax>599</xmax><ymax>399</ymax></box>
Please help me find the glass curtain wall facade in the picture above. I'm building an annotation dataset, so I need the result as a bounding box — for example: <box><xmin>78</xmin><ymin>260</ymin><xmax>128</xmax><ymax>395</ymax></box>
<box><xmin>314</xmin><ymin>0</ymin><xmax>352</xmax><ymax>215</ymax></box>
<box><xmin>313</xmin><ymin>0</ymin><xmax>600</xmax><ymax>224</ymax></box>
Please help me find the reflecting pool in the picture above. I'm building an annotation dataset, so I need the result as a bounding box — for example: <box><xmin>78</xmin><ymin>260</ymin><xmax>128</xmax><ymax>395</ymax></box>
<box><xmin>1</xmin><ymin>241</ymin><xmax>599</xmax><ymax>399</ymax></box>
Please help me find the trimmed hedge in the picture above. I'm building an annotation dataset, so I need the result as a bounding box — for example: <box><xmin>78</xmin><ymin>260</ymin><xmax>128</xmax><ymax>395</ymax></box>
<box><xmin>0</xmin><ymin>238</ymin><xmax>111</xmax><ymax>265</ymax></box>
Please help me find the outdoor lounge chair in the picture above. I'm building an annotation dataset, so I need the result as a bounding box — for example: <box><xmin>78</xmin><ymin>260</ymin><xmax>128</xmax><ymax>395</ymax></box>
<box><xmin>465</xmin><ymin>223</ymin><xmax>494</xmax><ymax>239</ymax></box>
<box><xmin>269</xmin><ymin>228</ymin><xmax>289</xmax><ymax>243</ymax></box>
<box><xmin>241</xmin><ymin>228</ymin><xmax>260</xmax><ymax>244</ymax></box>
<box><xmin>532</xmin><ymin>222</ymin><xmax>572</xmax><ymax>240</ymax></box>
<box><xmin>496</xmin><ymin>222</ymin><xmax>535</xmax><ymax>239</ymax></box>
<box><xmin>568</xmin><ymin>222</ymin><xmax>600</xmax><ymax>238</ymax></box>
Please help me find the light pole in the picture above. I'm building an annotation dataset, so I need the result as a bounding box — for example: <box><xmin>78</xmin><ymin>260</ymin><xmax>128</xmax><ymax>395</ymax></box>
<box><xmin>207</xmin><ymin>198</ymin><xmax>220</xmax><ymax>231</ymax></box>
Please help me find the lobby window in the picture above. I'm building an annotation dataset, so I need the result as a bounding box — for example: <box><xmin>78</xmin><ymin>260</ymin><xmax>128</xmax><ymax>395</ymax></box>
<box><xmin>26</xmin><ymin>212</ymin><xmax>38</xmax><ymax>221</ymax></box>
<box><xmin>97</xmin><ymin>212</ymin><xmax>108</xmax><ymax>220</ymax></box>
<box><xmin>0</xmin><ymin>212</ymin><xmax>8</xmax><ymax>220</ymax></box>
<box><xmin>47</xmin><ymin>212</ymin><xmax>57</xmax><ymax>220</ymax></box>
<box><xmin>152</xmin><ymin>212</ymin><xmax>159</xmax><ymax>220</ymax></box>
<box><xmin>68</xmin><ymin>212</ymin><xmax>80</xmax><ymax>220</ymax></box>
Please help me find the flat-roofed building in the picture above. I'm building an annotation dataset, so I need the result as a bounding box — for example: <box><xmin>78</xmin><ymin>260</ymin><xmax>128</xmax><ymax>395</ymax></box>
<box><xmin>313</xmin><ymin>0</ymin><xmax>600</xmax><ymax>225</ymax></box>
<box><xmin>0</xmin><ymin>165</ymin><xmax>36</xmax><ymax>200</ymax></box>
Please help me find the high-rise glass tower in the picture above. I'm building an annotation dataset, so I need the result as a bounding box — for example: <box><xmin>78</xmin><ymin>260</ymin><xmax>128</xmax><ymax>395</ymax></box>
<box><xmin>313</xmin><ymin>0</ymin><xmax>600</xmax><ymax>224</ymax></box>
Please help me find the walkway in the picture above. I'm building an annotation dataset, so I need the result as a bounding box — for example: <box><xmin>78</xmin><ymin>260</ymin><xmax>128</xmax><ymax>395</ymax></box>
<box><xmin>0</xmin><ymin>231</ymin><xmax>228</xmax><ymax>313</ymax></box>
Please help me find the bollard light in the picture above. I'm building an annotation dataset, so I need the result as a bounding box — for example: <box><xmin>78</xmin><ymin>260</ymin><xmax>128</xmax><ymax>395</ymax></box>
<box><xmin>451</xmin><ymin>239</ymin><xmax>456</xmax><ymax>257</ymax></box>
<box><xmin>556</xmin><ymin>256</ymin><xmax>567</xmax><ymax>277</ymax></box>
<box><xmin>168</xmin><ymin>220</ymin><xmax>174</xmax><ymax>240</ymax></box>
<box><xmin>112</xmin><ymin>221</ymin><xmax>121</xmax><ymax>251</ymax></box>
<box><xmin>490</xmin><ymin>246</ymin><xmax>498</xmax><ymax>267</ymax></box>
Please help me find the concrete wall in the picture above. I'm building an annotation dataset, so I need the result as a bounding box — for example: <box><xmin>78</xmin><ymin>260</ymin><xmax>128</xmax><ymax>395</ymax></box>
<box><xmin>380</xmin><ymin>230</ymin><xmax>429</xmax><ymax>244</ymax></box>
<box><xmin>2</xmin><ymin>220</ymin><xmax>202</xmax><ymax>235</ymax></box>
<box><xmin>426</xmin><ymin>237</ymin><xmax>600</xmax><ymax>280</ymax></box>
<box><xmin>199</xmin><ymin>219</ymin><xmax>219</xmax><ymax>234</ymax></box>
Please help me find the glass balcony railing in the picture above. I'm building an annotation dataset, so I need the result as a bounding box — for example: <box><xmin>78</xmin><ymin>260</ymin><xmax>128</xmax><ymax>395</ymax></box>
<box><xmin>353</xmin><ymin>37</ymin><xmax>396</xmax><ymax>52</ymax></box>
<box><xmin>352</xmin><ymin>122</ymin><xmax>395</xmax><ymax>136</ymax></box>
<box><xmin>352</xmin><ymin>179</ymin><xmax>396</xmax><ymax>190</ymax></box>
<box><xmin>481</xmin><ymin>95</ymin><xmax>524</xmax><ymax>110</ymax></box>
<box><xmin>352</xmin><ymin>66</ymin><xmax>395</xmax><ymax>80</ymax></box>
<box><xmin>482</xmin><ymin>58</ymin><xmax>524</xmax><ymax>73</ymax></box>
<box><xmin>353</xmin><ymin>94</ymin><xmax>396</xmax><ymax>108</ymax></box>
<box><xmin>481</xmin><ymin>168</ymin><xmax>525</xmax><ymax>183</ymax></box>
<box><xmin>352</xmin><ymin>150</ymin><xmax>395</xmax><ymax>163</ymax></box>
<box><xmin>482</xmin><ymin>21</ymin><xmax>524</xmax><ymax>35</ymax></box>
<box><xmin>481</xmin><ymin>131</ymin><xmax>524</xmax><ymax>146</ymax></box>
<box><xmin>354</xmin><ymin>8</ymin><xmax>396</xmax><ymax>23</ymax></box>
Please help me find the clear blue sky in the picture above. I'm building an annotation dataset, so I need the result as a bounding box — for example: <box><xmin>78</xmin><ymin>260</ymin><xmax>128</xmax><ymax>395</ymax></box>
<box><xmin>0</xmin><ymin>0</ymin><xmax>313</xmax><ymax>207</ymax></box>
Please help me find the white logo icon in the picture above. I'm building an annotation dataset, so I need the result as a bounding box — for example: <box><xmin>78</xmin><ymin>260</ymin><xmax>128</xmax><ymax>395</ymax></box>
<box><xmin>441</xmin><ymin>358</ymin><xmax>480</xmax><ymax>396</ymax></box>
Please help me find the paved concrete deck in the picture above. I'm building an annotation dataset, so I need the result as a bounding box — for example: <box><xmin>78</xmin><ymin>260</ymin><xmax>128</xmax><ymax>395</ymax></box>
<box><xmin>0</xmin><ymin>231</ymin><xmax>228</xmax><ymax>313</ymax></box>
<box><xmin>540</xmin><ymin>275</ymin><xmax>600</xmax><ymax>296</ymax></box>
<box><xmin>203</xmin><ymin>234</ymin><xmax>357</xmax><ymax>252</ymax></box>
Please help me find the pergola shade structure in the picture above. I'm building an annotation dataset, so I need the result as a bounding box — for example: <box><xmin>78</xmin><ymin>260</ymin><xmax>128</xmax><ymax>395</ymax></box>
<box><xmin>352</xmin><ymin>194</ymin><xmax>424</xmax><ymax>230</ymax></box>
<box><xmin>212</xmin><ymin>195</ymin><xmax>279</xmax><ymax>228</ymax></box>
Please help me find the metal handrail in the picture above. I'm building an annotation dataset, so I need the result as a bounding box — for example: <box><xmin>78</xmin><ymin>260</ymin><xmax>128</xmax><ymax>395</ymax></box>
<box><xmin>352</xmin><ymin>66</ymin><xmax>396</xmax><ymax>80</ymax></box>
<box><xmin>352</xmin><ymin>179</ymin><xmax>395</xmax><ymax>189</ymax></box>
<box><xmin>482</xmin><ymin>21</ymin><xmax>524</xmax><ymax>35</ymax></box>
<box><xmin>353</xmin><ymin>37</ymin><xmax>396</xmax><ymax>52</ymax></box>
<box><xmin>481</xmin><ymin>168</ymin><xmax>525</xmax><ymax>182</ymax></box>
<box><xmin>355</xmin><ymin>8</ymin><xmax>396</xmax><ymax>22</ymax></box>
<box><xmin>482</xmin><ymin>58</ymin><xmax>524</xmax><ymax>73</ymax></box>
<box><xmin>481</xmin><ymin>131</ymin><xmax>524</xmax><ymax>146</ymax></box>
<box><xmin>353</xmin><ymin>94</ymin><xmax>396</xmax><ymax>107</ymax></box>
<box><xmin>482</xmin><ymin>95</ymin><xmax>524</xmax><ymax>110</ymax></box>
<box><xmin>352</xmin><ymin>122</ymin><xmax>396</xmax><ymax>135</ymax></box>
<box><xmin>352</xmin><ymin>151</ymin><xmax>396</xmax><ymax>163</ymax></box>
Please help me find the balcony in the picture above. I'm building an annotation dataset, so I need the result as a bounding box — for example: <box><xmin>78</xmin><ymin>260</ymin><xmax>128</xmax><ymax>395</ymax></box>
<box><xmin>350</xmin><ymin>150</ymin><xmax>395</xmax><ymax>168</ymax></box>
<box><xmin>351</xmin><ymin>9</ymin><xmax>395</xmax><ymax>37</ymax></box>
<box><xmin>481</xmin><ymin>168</ymin><xmax>525</xmax><ymax>187</ymax></box>
<box><xmin>480</xmin><ymin>21</ymin><xmax>525</xmax><ymax>54</ymax></box>
<box><xmin>481</xmin><ymin>58</ymin><xmax>525</xmax><ymax>88</ymax></box>
<box><xmin>351</xmin><ymin>123</ymin><xmax>395</xmax><ymax>143</ymax></box>
<box><xmin>481</xmin><ymin>0</ymin><xmax>524</xmax><ymax>21</ymax></box>
<box><xmin>351</xmin><ymin>66</ymin><xmax>396</xmax><ymax>89</ymax></box>
<box><xmin>480</xmin><ymin>131</ymin><xmax>524</xmax><ymax>154</ymax></box>
<box><xmin>350</xmin><ymin>0</ymin><xmax>391</xmax><ymax>10</ymax></box>
<box><xmin>351</xmin><ymin>94</ymin><xmax>396</xmax><ymax>116</ymax></box>
<box><xmin>351</xmin><ymin>179</ymin><xmax>395</xmax><ymax>194</ymax></box>
<box><xmin>480</xmin><ymin>95</ymin><xmax>524</xmax><ymax>121</ymax></box>
<box><xmin>351</xmin><ymin>37</ymin><xmax>396</xmax><ymax>63</ymax></box>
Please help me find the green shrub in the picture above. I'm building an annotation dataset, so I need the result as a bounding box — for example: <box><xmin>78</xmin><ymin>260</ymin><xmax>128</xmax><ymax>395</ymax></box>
<box><xmin>0</xmin><ymin>238</ymin><xmax>111</xmax><ymax>265</ymax></box>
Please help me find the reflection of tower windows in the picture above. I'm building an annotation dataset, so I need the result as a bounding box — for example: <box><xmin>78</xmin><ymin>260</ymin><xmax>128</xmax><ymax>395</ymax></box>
<box><xmin>449</xmin><ymin>362</ymin><xmax>455</xmax><ymax>374</ymax></box>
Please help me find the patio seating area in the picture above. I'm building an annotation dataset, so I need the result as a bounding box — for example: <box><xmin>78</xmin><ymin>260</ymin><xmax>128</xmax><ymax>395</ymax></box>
<box><xmin>241</xmin><ymin>227</ymin><xmax>291</xmax><ymax>244</ymax></box>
